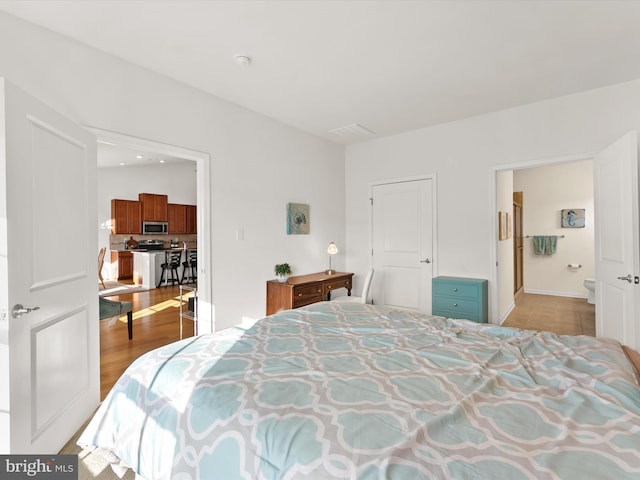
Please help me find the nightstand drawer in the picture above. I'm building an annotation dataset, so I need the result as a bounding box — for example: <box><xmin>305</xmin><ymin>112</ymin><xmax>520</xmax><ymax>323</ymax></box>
<box><xmin>292</xmin><ymin>283</ymin><xmax>323</xmax><ymax>308</ymax></box>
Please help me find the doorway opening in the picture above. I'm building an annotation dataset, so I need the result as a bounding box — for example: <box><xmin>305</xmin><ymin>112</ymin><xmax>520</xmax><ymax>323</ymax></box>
<box><xmin>491</xmin><ymin>154</ymin><xmax>594</xmax><ymax>326</ymax></box>
<box><xmin>91</xmin><ymin>128</ymin><xmax>212</xmax><ymax>396</ymax></box>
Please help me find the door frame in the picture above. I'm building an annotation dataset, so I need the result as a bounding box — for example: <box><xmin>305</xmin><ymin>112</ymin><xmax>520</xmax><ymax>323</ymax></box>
<box><xmin>369</xmin><ymin>173</ymin><xmax>438</xmax><ymax>303</ymax></box>
<box><xmin>87</xmin><ymin>127</ymin><xmax>215</xmax><ymax>333</ymax></box>
<box><xmin>490</xmin><ymin>152</ymin><xmax>592</xmax><ymax>324</ymax></box>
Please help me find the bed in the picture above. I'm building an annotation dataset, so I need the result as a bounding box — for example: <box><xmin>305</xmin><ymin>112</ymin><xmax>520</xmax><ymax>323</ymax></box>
<box><xmin>79</xmin><ymin>302</ymin><xmax>640</xmax><ymax>479</ymax></box>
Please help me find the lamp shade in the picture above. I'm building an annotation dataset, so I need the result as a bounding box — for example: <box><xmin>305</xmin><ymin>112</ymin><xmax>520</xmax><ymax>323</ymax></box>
<box><xmin>327</xmin><ymin>242</ymin><xmax>338</xmax><ymax>255</ymax></box>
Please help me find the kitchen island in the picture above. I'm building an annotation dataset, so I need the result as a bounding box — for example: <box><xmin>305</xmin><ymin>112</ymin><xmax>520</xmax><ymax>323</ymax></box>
<box><xmin>132</xmin><ymin>248</ymin><xmax>189</xmax><ymax>288</ymax></box>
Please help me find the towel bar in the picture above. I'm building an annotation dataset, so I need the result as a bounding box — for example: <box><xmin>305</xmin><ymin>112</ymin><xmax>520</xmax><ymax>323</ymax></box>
<box><xmin>525</xmin><ymin>235</ymin><xmax>565</xmax><ymax>238</ymax></box>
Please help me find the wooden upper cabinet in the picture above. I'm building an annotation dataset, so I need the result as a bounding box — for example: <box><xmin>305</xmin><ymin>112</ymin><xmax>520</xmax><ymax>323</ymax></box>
<box><xmin>139</xmin><ymin>193</ymin><xmax>168</xmax><ymax>222</ymax></box>
<box><xmin>168</xmin><ymin>203</ymin><xmax>187</xmax><ymax>234</ymax></box>
<box><xmin>111</xmin><ymin>199</ymin><xmax>142</xmax><ymax>234</ymax></box>
<box><xmin>127</xmin><ymin>200</ymin><xmax>141</xmax><ymax>233</ymax></box>
<box><xmin>186</xmin><ymin>205</ymin><xmax>197</xmax><ymax>234</ymax></box>
<box><xmin>168</xmin><ymin>203</ymin><xmax>196</xmax><ymax>234</ymax></box>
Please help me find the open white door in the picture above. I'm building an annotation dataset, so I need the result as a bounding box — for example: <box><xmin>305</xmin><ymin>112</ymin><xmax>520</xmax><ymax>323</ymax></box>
<box><xmin>371</xmin><ymin>178</ymin><xmax>434</xmax><ymax>312</ymax></box>
<box><xmin>594</xmin><ymin>132</ymin><xmax>640</xmax><ymax>350</ymax></box>
<box><xmin>0</xmin><ymin>78</ymin><xmax>99</xmax><ymax>453</ymax></box>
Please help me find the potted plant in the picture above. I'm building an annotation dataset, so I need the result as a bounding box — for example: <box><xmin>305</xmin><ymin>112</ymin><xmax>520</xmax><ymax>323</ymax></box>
<box><xmin>274</xmin><ymin>263</ymin><xmax>292</xmax><ymax>282</ymax></box>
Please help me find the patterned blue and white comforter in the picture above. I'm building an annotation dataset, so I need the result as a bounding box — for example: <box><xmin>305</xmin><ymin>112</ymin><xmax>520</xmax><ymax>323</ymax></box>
<box><xmin>79</xmin><ymin>302</ymin><xmax>640</xmax><ymax>479</ymax></box>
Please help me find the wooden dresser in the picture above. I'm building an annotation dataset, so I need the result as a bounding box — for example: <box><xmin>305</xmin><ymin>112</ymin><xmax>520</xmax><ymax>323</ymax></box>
<box><xmin>266</xmin><ymin>271</ymin><xmax>354</xmax><ymax>315</ymax></box>
<box><xmin>432</xmin><ymin>276</ymin><xmax>488</xmax><ymax>323</ymax></box>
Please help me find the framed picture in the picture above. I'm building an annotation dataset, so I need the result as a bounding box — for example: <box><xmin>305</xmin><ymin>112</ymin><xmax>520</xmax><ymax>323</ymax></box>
<box><xmin>561</xmin><ymin>208</ymin><xmax>585</xmax><ymax>228</ymax></box>
<box><xmin>286</xmin><ymin>203</ymin><xmax>310</xmax><ymax>234</ymax></box>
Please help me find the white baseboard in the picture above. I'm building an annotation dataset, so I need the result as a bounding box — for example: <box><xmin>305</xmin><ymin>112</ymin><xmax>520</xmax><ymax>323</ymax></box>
<box><xmin>523</xmin><ymin>288</ymin><xmax>588</xmax><ymax>300</ymax></box>
<box><xmin>499</xmin><ymin>301</ymin><xmax>516</xmax><ymax>325</ymax></box>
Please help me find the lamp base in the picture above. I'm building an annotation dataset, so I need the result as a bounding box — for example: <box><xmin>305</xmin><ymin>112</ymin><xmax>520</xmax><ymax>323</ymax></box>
<box><xmin>325</xmin><ymin>269</ymin><xmax>335</xmax><ymax>275</ymax></box>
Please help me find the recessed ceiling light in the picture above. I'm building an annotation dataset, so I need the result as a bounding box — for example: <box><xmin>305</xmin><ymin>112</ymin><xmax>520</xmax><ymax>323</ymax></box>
<box><xmin>119</xmin><ymin>162</ymin><xmax>126</xmax><ymax>166</ymax></box>
<box><xmin>136</xmin><ymin>155</ymin><xmax>143</xmax><ymax>159</ymax></box>
<box><xmin>235</xmin><ymin>54</ymin><xmax>252</xmax><ymax>67</ymax></box>
<box><xmin>159</xmin><ymin>160</ymin><xmax>165</xmax><ymax>164</ymax></box>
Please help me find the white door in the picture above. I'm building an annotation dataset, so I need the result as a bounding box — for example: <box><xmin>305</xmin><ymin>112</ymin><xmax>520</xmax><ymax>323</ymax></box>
<box><xmin>0</xmin><ymin>79</ymin><xmax>99</xmax><ymax>453</ymax></box>
<box><xmin>371</xmin><ymin>178</ymin><xmax>434</xmax><ymax>311</ymax></box>
<box><xmin>594</xmin><ymin>131</ymin><xmax>640</xmax><ymax>350</ymax></box>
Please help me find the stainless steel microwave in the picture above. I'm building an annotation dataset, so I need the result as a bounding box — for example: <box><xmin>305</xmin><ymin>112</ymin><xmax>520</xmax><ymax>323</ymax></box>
<box><xmin>142</xmin><ymin>221</ymin><xmax>168</xmax><ymax>235</ymax></box>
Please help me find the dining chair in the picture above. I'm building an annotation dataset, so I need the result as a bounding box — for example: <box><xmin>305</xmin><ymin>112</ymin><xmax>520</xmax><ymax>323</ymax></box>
<box><xmin>181</xmin><ymin>249</ymin><xmax>197</xmax><ymax>284</ymax></box>
<box><xmin>98</xmin><ymin>247</ymin><xmax>107</xmax><ymax>289</ymax></box>
<box><xmin>332</xmin><ymin>268</ymin><xmax>375</xmax><ymax>304</ymax></box>
<box><xmin>157</xmin><ymin>250</ymin><xmax>183</xmax><ymax>287</ymax></box>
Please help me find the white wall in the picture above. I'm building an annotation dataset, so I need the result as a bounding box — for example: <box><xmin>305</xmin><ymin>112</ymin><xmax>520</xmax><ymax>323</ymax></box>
<box><xmin>514</xmin><ymin>160</ymin><xmax>594</xmax><ymax>298</ymax></box>
<box><xmin>97</xmin><ymin>162</ymin><xmax>197</xmax><ymax>252</ymax></box>
<box><xmin>346</xmin><ymin>77</ymin><xmax>640</xmax><ymax>323</ymax></box>
<box><xmin>0</xmin><ymin>12</ymin><xmax>345</xmax><ymax>329</ymax></box>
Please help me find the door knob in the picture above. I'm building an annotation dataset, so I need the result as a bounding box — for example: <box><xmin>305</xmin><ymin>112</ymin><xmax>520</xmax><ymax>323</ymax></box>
<box><xmin>420</xmin><ymin>258</ymin><xmax>431</xmax><ymax>264</ymax></box>
<box><xmin>12</xmin><ymin>304</ymin><xmax>40</xmax><ymax>319</ymax></box>
<box><xmin>617</xmin><ymin>274</ymin><xmax>634</xmax><ymax>284</ymax></box>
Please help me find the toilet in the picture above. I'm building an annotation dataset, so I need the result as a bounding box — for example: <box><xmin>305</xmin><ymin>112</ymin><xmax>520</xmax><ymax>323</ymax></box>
<box><xmin>583</xmin><ymin>278</ymin><xmax>595</xmax><ymax>304</ymax></box>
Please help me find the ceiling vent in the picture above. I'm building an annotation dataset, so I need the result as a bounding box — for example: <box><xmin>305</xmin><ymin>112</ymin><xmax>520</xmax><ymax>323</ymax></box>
<box><xmin>329</xmin><ymin>123</ymin><xmax>375</xmax><ymax>140</ymax></box>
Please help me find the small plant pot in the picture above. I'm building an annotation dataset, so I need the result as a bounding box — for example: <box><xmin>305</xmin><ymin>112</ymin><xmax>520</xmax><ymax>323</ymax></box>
<box><xmin>276</xmin><ymin>275</ymin><xmax>289</xmax><ymax>283</ymax></box>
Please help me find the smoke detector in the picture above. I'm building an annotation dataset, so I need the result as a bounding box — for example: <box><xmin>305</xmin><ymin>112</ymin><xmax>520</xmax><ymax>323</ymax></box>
<box><xmin>235</xmin><ymin>54</ymin><xmax>252</xmax><ymax>67</ymax></box>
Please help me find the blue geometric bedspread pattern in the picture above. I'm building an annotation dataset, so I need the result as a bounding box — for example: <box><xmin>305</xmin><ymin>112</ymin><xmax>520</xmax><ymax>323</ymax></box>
<box><xmin>79</xmin><ymin>302</ymin><xmax>640</xmax><ymax>479</ymax></box>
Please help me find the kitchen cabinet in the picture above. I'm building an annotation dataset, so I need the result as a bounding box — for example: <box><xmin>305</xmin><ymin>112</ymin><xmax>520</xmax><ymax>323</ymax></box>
<box><xmin>186</xmin><ymin>205</ymin><xmax>197</xmax><ymax>234</ymax></box>
<box><xmin>139</xmin><ymin>193</ymin><xmax>168</xmax><ymax>222</ymax></box>
<box><xmin>168</xmin><ymin>203</ymin><xmax>187</xmax><ymax>234</ymax></box>
<box><xmin>111</xmin><ymin>199</ymin><xmax>141</xmax><ymax>234</ymax></box>
<box><xmin>111</xmin><ymin>250</ymin><xmax>133</xmax><ymax>280</ymax></box>
<box><xmin>168</xmin><ymin>203</ymin><xmax>197</xmax><ymax>234</ymax></box>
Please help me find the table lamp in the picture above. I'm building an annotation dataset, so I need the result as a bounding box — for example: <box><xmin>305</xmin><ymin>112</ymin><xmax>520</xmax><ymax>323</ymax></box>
<box><xmin>326</xmin><ymin>242</ymin><xmax>338</xmax><ymax>274</ymax></box>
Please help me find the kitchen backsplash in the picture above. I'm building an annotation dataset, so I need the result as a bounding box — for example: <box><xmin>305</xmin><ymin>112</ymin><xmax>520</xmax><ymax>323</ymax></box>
<box><xmin>110</xmin><ymin>234</ymin><xmax>197</xmax><ymax>251</ymax></box>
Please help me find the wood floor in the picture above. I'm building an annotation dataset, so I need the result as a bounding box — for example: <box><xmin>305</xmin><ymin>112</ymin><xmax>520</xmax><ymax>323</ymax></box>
<box><xmin>502</xmin><ymin>292</ymin><xmax>595</xmax><ymax>336</ymax></box>
<box><xmin>100</xmin><ymin>284</ymin><xmax>195</xmax><ymax>399</ymax></box>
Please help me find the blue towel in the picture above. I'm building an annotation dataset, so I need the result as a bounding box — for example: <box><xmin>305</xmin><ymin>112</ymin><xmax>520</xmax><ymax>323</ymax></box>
<box><xmin>532</xmin><ymin>236</ymin><xmax>558</xmax><ymax>255</ymax></box>
<box><xmin>545</xmin><ymin>235</ymin><xmax>558</xmax><ymax>255</ymax></box>
<box><xmin>533</xmin><ymin>236</ymin><xmax>545</xmax><ymax>255</ymax></box>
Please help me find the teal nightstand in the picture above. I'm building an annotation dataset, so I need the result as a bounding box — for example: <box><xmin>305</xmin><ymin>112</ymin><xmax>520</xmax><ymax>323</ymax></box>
<box><xmin>432</xmin><ymin>276</ymin><xmax>488</xmax><ymax>323</ymax></box>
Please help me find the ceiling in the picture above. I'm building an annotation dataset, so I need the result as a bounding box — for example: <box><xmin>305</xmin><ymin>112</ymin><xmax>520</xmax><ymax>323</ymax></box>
<box><xmin>97</xmin><ymin>141</ymin><xmax>195</xmax><ymax>169</ymax></box>
<box><xmin>3</xmin><ymin>1</ymin><xmax>640</xmax><ymax>147</ymax></box>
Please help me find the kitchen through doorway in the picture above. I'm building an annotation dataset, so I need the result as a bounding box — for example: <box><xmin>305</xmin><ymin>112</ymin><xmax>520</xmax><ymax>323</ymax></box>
<box><xmin>93</xmin><ymin>127</ymin><xmax>213</xmax><ymax>343</ymax></box>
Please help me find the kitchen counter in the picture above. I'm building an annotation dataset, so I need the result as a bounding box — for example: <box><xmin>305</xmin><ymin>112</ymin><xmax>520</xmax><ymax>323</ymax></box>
<box><xmin>131</xmin><ymin>248</ymin><xmax>194</xmax><ymax>288</ymax></box>
<box><xmin>128</xmin><ymin>247</ymin><xmax>187</xmax><ymax>252</ymax></box>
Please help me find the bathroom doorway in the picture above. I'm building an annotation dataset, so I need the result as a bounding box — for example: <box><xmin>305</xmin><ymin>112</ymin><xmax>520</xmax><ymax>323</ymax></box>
<box><xmin>495</xmin><ymin>158</ymin><xmax>595</xmax><ymax>324</ymax></box>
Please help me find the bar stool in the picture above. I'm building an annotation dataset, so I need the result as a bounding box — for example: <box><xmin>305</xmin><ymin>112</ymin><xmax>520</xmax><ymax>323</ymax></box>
<box><xmin>181</xmin><ymin>250</ymin><xmax>197</xmax><ymax>284</ymax></box>
<box><xmin>157</xmin><ymin>250</ymin><xmax>183</xmax><ymax>287</ymax></box>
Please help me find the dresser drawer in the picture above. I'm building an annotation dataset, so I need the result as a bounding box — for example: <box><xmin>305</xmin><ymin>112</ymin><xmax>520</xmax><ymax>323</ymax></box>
<box><xmin>324</xmin><ymin>278</ymin><xmax>352</xmax><ymax>295</ymax></box>
<box><xmin>433</xmin><ymin>296</ymin><xmax>480</xmax><ymax>317</ymax></box>
<box><xmin>292</xmin><ymin>283</ymin><xmax>323</xmax><ymax>308</ymax></box>
<box><xmin>433</xmin><ymin>281</ymin><xmax>480</xmax><ymax>299</ymax></box>
<box><xmin>433</xmin><ymin>295</ymin><xmax>480</xmax><ymax>313</ymax></box>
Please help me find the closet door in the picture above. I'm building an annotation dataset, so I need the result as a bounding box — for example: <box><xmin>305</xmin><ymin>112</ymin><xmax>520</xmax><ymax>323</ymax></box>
<box><xmin>371</xmin><ymin>178</ymin><xmax>434</xmax><ymax>312</ymax></box>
